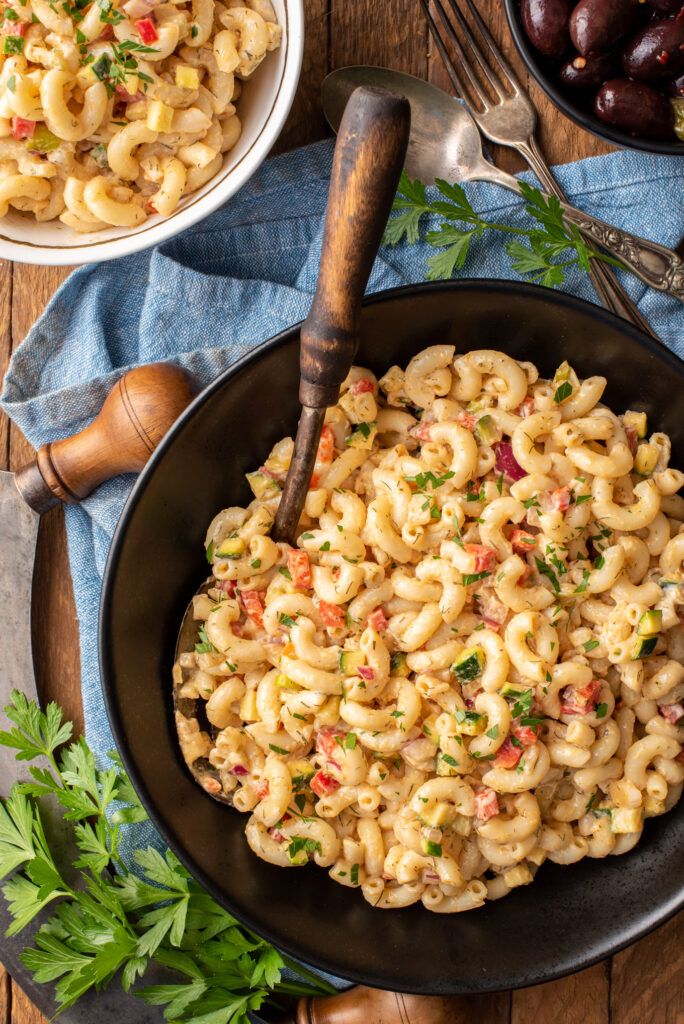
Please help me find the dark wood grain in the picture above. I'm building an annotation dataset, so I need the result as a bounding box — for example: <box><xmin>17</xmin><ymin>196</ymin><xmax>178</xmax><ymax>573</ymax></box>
<box><xmin>0</xmin><ymin>1</ymin><xmax>682</xmax><ymax>1022</ymax></box>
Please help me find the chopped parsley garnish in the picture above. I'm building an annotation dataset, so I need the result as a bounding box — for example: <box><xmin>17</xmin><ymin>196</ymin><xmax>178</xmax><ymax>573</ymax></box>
<box><xmin>441</xmin><ymin>753</ymin><xmax>458</xmax><ymax>768</ymax></box>
<box><xmin>535</xmin><ymin>557</ymin><xmax>560</xmax><ymax>594</ymax></box>
<box><xmin>350</xmin><ymin>864</ymin><xmax>359</xmax><ymax>885</ymax></box>
<box><xmin>319</xmin><ymin>541</ymin><xmax>331</xmax><ymax>551</ymax></box>
<box><xmin>574</xmin><ymin>569</ymin><xmax>591</xmax><ymax>594</ymax></box>
<box><xmin>486</xmin><ymin>724</ymin><xmax>499</xmax><ymax>740</ymax></box>
<box><xmin>509</xmin><ymin>689</ymin><xmax>534</xmax><ymax>719</ymax></box>
<box><xmin>583</xmin><ymin>639</ymin><xmax>600</xmax><ymax>653</ymax></box>
<box><xmin>278</xmin><ymin>614</ymin><xmax>296</xmax><ymax>628</ymax></box>
<box><xmin>345</xmin><ymin>733</ymin><xmax>357</xmax><ymax>749</ymax></box>
<box><xmin>575</xmin><ymin>493</ymin><xmax>592</xmax><ymax>504</ymax></box>
<box><xmin>462</xmin><ymin>571</ymin><xmax>491</xmax><ymax>586</ymax></box>
<box><xmin>287</xmin><ymin>837</ymin><xmax>321</xmax><ymax>861</ymax></box>
<box><xmin>496</xmin><ymin>472</ymin><xmax>504</xmax><ymax>495</ymax></box>
<box><xmin>278</xmin><ymin>566</ymin><xmax>292</xmax><ymax>580</ymax></box>
<box><xmin>522</xmin><ymin>496</ymin><xmax>540</xmax><ymax>509</ymax></box>
<box><xmin>300</xmin><ymin>532</ymin><xmax>314</xmax><ymax>540</ymax></box>
<box><xmin>194</xmin><ymin>626</ymin><xmax>214</xmax><ymax>654</ymax></box>
<box><xmin>269</xmin><ymin>744</ymin><xmax>289</xmax><ymax>756</ymax></box>
<box><xmin>595</xmin><ymin>703</ymin><xmax>607</xmax><ymax>719</ymax></box>
<box><xmin>553</xmin><ymin>381</ymin><xmax>573</xmax><ymax>404</ymax></box>
<box><xmin>250</xmin><ymin>558</ymin><xmax>262</xmax><ymax>569</ymax></box>
<box><xmin>405</xmin><ymin>470</ymin><xmax>455</xmax><ymax>491</ymax></box>
<box><xmin>425</xmin><ymin>841</ymin><xmax>442</xmax><ymax>857</ymax></box>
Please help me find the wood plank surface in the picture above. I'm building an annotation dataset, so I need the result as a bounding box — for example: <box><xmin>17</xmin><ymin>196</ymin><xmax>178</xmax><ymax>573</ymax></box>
<box><xmin>0</xmin><ymin>1</ymin><xmax>681</xmax><ymax>1022</ymax></box>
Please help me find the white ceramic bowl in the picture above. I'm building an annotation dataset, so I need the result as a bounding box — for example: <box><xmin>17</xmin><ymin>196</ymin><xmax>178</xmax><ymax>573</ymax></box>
<box><xmin>0</xmin><ymin>0</ymin><xmax>303</xmax><ymax>266</ymax></box>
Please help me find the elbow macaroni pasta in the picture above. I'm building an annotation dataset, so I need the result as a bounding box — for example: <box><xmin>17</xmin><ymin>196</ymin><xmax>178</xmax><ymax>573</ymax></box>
<box><xmin>173</xmin><ymin>346</ymin><xmax>683</xmax><ymax>913</ymax></box>
<box><xmin>0</xmin><ymin>0</ymin><xmax>280</xmax><ymax>228</ymax></box>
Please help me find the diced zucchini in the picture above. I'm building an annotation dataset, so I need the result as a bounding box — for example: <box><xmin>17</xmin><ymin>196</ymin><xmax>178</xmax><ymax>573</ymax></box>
<box><xmin>673</xmin><ymin>98</ymin><xmax>684</xmax><ymax>142</ymax></box>
<box><xmin>264</xmin><ymin>437</ymin><xmax>293</xmax><ymax>475</ymax></box>
<box><xmin>500</xmin><ymin>682</ymin><xmax>528</xmax><ymax>699</ymax></box>
<box><xmin>274</xmin><ymin>673</ymin><xmax>299</xmax><ymax>691</ymax></box>
<box><xmin>475</xmin><ymin>414</ymin><xmax>501</xmax><ymax>446</ymax></box>
<box><xmin>453</xmin><ymin>708</ymin><xmax>486</xmax><ymax>736</ymax></box>
<box><xmin>390</xmin><ymin>652</ymin><xmax>410</xmax><ymax>677</ymax></box>
<box><xmin>451</xmin><ymin>646</ymin><xmax>485</xmax><ymax>682</ymax></box>
<box><xmin>25</xmin><ymin>125</ymin><xmax>59</xmax><ymax>153</ymax></box>
<box><xmin>216</xmin><ymin>536</ymin><xmax>245</xmax><ymax>558</ymax></box>
<box><xmin>346</xmin><ymin>421</ymin><xmax>377</xmax><ymax>450</ymax></box>
<box><xmin>436</xmin><ymin>752</ymin><xmax>460</xmax><ymax>777</ymax></box>
<box><xmin>637</xmin><ymin>610</ymin><xmax>662</xmax><ymax>637</ymax></box>
<box><xmin>553</xmin><ymin>360</ymin><xmax>571</xmax><ymax>384</ymax></box>
<box><xmin>422</xmin><ymin>838</ymin><xmax>443</xmax><ymax>857</ymax></box>
<box><xmin>339</xmin><ymin>650</ymin><xmax>365</xmax><ymax>675</ymax></box>
<box><xmin>624</xmin><ymin>410</ymin><xmax>647</xmax><ymax>439</ymax></box>
<box><xmin>634</xmin><ymin>443</ymin><xmax>658</xmax><ymax>476</ymax></box>
<box><xmin>610</xmin><ymin>807</ymin><xmax>643</xmax><ymax>834</ymax></box>
<box><xmin>288</xmin><ymin>759</ymin><xmax>314</xmax><ymax>781</ymax></box>
<box><xmin>466</xmin><ymin>398</ymin><xmax>485</xmax><ymax>413</ymax></box>
<box><xmin>418</xmin><ymin>801</ymin><xmax>452</xmax><ymax>828</ymax></box>
<box><xmin>246</xmin><ymin>470</ymin><xmax>281</xmax><ymax>500</ymax></box>
<box><xmin>632</xmin><ymin>635</ymin><xmax>658</xmax><ymax>660</ymax></box>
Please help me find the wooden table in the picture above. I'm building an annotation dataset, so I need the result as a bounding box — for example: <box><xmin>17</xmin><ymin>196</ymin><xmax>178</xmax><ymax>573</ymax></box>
<box><xmin>1</xmin><ymin>1</ymin><xmax>683</xmax><ymax>1021</ymax></box>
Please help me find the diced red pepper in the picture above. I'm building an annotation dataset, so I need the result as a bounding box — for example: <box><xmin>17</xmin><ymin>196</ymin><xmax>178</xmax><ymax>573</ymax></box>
<box><xmin>135</xmin><ymin>16</ymin><xmax>158</xmax><ymax>42</ymax></box>
<box><xmin>367</xmin><ymin>607</ymin><xmax>388</xmax><ymax>632</ymax></box>
<box><xmin>516</xmin><ymin>396</ymin><xmax>535</xmax><ymax>418</ymax></box>
<box><xmin>350</xmin><ymin>377</ymin><xmax>375</xmax><ymax>395</ymax></box>
<box><xmin>510</xmin><ymin>528</ymin><xmax>537</xmax><ymax>555</ymax></box>
<box><xmin>474</xmin><ymin>787</ymin><xmax>499</xmax><ymax>822</ymax></box>
<box><xmin>4</xmin><ymin>18</ymin><xmax>27</xmax><ymax>34</ymax></box>
<box><xmin>308</xmin><ymin>472</ymin><xmax>320</xmax><ymax>489</ymax></box>
<box><xmin>560</xmin><ymin>679</ymin><xmax>602</xmax><ymax>716</ymax></box>
<box><xmin>98</xmin><ymin>22</ymin><xmax>114</xmax><ymax>38</ymax></box>
<box><xmin>544</xmin><ymin>486</ymin><xmax>572</xmax><ymax>513</ymax></box>
<box><xmin>288</xmin><ymin>549</ymin><xmax>312</xmax><ymax>589</ymax></box>
<box><xmin>315</xmin><ymin>727</ymin><xmax>346</xmax><ymax>759</ymax></box>
<box><xmin>319</xmin><ymin>600</ymin><xmax>345</xmax><ymax>629</ymax></box>
<box><xmin>409</xmin><ymin>421</ymin><xmax>432</xmax><ymax>441</ymax></box>
<box><xmin>316</xmin><ymin>424</ymin><xmax>335</xmax><ymax>464</ymax></box>
<box><xmin>231</xmin><ymin>764</ymin><xmax>249</xmax><ymax>777</ymax></box>
<box><xmin>493</xmin><ymin>738</ymin><xmax>523</xmax><ymax>769</ymax></box>
<box><xmin>241</xmin><ymin>589</ymin><xmax>264</xmax><ymax>629</ymax></box>
<box><xmin>216</xmin><ymin>579</ymin><xmax>236</xmax><ymax>597</ymax></box>
<box><xmin>357</xmin><ymin>665</ymin><xmax>376</xmax><ymax>681</ymax></box>
<box><xmin>512</xmin><ymin>724</ymin><xmax>539</xmax><ymax>747</ymax></box>
<box><xmin>465</xmin><ymin>543</ymin><xmax>497</xmax><ymax>573</ymax></box>
<box><xmin>11</xmin><ymin>116</ymin><xmax>35</xmax><ymax>140</ymax></box>
<box><xmin>256</xmin><ymin>781</ymin><xmax>270</xmax><ymax>799</ymax></box>
<box><xmin>660</xmin><ymin>704</ymin><xmax>684</xmax><ymax>724</ymax></box>
<box><xmin>456</xmin><ymin>411</ymin><xmax>476</xmax><ymax>431</ymax></box>
<box><xmin>310</xmin><ymin>770</ymin><xmax>340</xmax><ymax>797</ymax></box>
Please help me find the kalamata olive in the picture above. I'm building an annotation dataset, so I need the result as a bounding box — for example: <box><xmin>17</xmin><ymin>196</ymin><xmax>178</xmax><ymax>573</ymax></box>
<box><xmin>570</xmin><ymin>0</ymin><xmax>641</xmax><ymax>56</ymax></box>
<box><xmin>645</xmin><ymin>0</ymin><xmax>682</xmax><ymax>12</ymax></box>
<box><xmin>521</xmin><ymin>0</ymin><xmax>573</xmax><ymax>59</ymax></box>
<box><xmin>594</xmin><ymin>78</ymin><xmax>675</xmax><ymax>137</ymax></box>
<box><xmin>666</xmin><ymin>71</ymin><xmax>684</xmax><ymax>96</ymax></box>
<box><xmin>559</xmin><ymin>50</ymin><xmax>619</xmax><ymax>88</ymax></box>
<box><xmin>622</xmin><ymin>17</ymin><xmax>684</xmax><ymax>80</ymax></box>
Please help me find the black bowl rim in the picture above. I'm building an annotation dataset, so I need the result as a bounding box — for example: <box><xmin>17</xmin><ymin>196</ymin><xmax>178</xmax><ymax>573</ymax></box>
<box><xmin>503</xmin><ymin>0</ymin><xmax>684</xmax><ymax>157</ymax></box>
<box><xmin>100</xmin><ymin>279</ymin><xmax>684</xmax><ymax>994</ymax></box>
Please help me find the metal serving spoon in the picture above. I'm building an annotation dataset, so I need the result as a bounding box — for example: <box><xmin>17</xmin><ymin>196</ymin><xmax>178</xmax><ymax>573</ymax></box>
<box><xmin>322</xmin><ymin>66</ymin><xmax>684</xmax><ymax>305</ymax></box>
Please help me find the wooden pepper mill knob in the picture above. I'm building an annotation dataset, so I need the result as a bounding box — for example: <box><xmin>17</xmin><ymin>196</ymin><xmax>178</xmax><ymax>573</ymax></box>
<box><xmin>14</xmin><ymin>362</ymin><xmax>199</xmax><ymax>513</ymax></box>
<box><xmin>295</xmin><ymin>986</ymin><xmax>463</xmax><ymax>1024</ymax></box>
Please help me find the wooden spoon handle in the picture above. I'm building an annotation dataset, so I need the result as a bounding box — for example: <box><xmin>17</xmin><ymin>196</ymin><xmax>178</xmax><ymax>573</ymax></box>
<box><xmin>15</xmin><ymin>362</ymin><xmax>199</xmax><ymax>513</ymax></box>
<box><xmin>294</xmin><ymin>986</ymin><xmax>464</xmax><ymax>1024</ymax></box>
<box><xmin>298</xmin><ymin>85</ymin><xmax>410</xmax><ymax>409</ymax></box>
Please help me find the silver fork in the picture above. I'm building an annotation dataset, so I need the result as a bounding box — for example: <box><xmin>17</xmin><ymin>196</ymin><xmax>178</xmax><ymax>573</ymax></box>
<box><xmin>421</xmin><ymin>0</ymin><xmax>656</xmax><ymax>339</ymax></box>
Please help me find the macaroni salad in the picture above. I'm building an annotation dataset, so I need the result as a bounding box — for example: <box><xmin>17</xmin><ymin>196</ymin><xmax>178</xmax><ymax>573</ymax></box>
<box><xmin>0</xmin><ymin>0</ymin><xmax>280</xmax><ymax>228</ymax></box>
<box><xmin>173</xmin><ymin>345</ymin><xmax>684</xmax><ymax>914</ymax></box>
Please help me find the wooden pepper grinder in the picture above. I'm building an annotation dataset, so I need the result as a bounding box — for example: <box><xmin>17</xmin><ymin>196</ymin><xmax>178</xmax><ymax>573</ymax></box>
<box><xmin>14</xmin><ymin>362</ymin><xmax>199</xmax><ymax>512</ymax></box>
<box><xmin>266</xmin><ymin>985</ymin><xmax>466</xmax><ymax>1023</ymax></box>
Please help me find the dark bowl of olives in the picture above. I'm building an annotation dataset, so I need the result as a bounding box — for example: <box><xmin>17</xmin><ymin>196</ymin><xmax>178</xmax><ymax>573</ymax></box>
<box><xmin>504</xmin><ymin>0</ymin><xmax>684</xmax><ymax>154</ymax></box>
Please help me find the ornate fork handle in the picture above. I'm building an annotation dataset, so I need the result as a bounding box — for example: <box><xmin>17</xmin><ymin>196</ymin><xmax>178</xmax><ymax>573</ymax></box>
<box><xmin>558</xmin><ymin>204</ymin><xmax>684</xmax><ymax>303</ymax></box>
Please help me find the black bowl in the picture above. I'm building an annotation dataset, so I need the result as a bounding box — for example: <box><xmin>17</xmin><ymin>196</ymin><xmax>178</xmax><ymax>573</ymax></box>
<box><xmin>100</xmin><ymin>281</ymin><xmax>684</xmax><ymax>995</ymax></box>
<box><xmin>503</xmin><ymin>0</ymin><xmax>684</xmax><ymax>156</ymax></box>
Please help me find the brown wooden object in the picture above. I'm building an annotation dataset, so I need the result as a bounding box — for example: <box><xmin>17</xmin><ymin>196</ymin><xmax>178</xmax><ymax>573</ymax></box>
<box><xmin>13</xmin><ymin>363</ymin><xmax>199</xmax><ymax>513</ymax></box>
<box><xmin>273</xmin><ymin>85</ymin><xmax>410</xmax><ymax>542</ymax></box>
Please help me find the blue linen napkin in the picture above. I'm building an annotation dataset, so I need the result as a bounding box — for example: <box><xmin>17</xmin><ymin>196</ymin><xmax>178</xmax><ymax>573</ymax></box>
<box><xmin>2</xmin><ymin>139</ymin><xmax>684</xmax><ymax>854</ymax></box>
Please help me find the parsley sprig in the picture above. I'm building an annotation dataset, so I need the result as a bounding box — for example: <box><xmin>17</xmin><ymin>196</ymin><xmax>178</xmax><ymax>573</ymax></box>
<box><xmin>385</xmin><ymin>173</ymin><xmax>622</xmax><ymax>289</ymax></box>
<box><xmin>0</xmin><ymin>692</ymin><xmax>333</xmax><ymax>1022</ymax></box>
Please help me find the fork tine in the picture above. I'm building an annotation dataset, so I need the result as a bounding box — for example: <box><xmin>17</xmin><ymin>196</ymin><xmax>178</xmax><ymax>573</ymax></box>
<box><xmin>423</xmin><ymin>0</ymin><xmax>490</xmax><ymax>111</ymax></box>
<box><xmin>445</xmin><ymin>0</ymin><xmax>508</xmax><ymax>102</ymax></box>
<box><xmin>460</xmin><ymin>0</ymin><xmax>525</xmax><ymax>94</ymax></box>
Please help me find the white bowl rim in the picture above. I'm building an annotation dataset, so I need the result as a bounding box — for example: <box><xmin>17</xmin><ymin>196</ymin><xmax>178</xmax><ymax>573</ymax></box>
<box><xmin>0</xmin><ymin>0</ymin><xmax>304</xmax><ymax>267</ymax></box>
